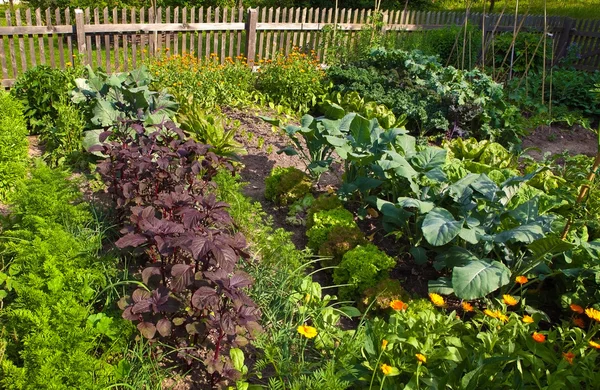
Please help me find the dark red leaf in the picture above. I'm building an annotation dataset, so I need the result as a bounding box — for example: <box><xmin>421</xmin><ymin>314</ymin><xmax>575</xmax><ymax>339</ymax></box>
<box><xmin>156</xmin><ymin>318</ymin><xmax>172</xmax><ymax>337</ymax></box>
<box><xmin>115</xmin><ymin>233</ymin><xmax>147</xmax><ymax>248</ymax></box>
<box><xmin>137</xmin><ymin>321</ymin><xmax>157</xmax><ymax>339</ymax></box>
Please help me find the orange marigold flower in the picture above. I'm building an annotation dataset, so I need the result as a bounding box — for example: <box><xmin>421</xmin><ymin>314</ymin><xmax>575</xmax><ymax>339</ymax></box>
<box><xmin>589</xmin><ymin>340</ymin><xmax>600</xmax><ymax>349</ymax></box>
<box><xmin>429</xmin><ymin>293</ymin><xmax>445</xmax><ymax>307</ymax></box>
<box><xmin>297</xmin><ymin>325</ymin><xmax>317</xmax><ymax>339</ymax></box>
<box><xmin>532</xmin><ymin>332</ymin><xmax>546</xmax><ymax>343</ymax></box>
<box><xmin>585</xmin><ymin>307</ymin><xmax>600</xmax><ymax>322</ymax></box>
<box><xmin>503</xmin><ymin>294</ymin><xmax>518</xmax><ymax>306</ymax></box>
<box><xmin>522</xmin><ymin>315</ymin><xmax>534</xmax><ymax>324</ymax></box>
<box><xmin>380</xmin><ymin>363</ymin><xmax>393</xmax><ymax>376</ymax></box>
<box><xmin>573</xmin><ymin>317</ymin><xmax>586</xmax><ymax>328</ymax></box>
<box><xmin>462</xmin><ymin>302</ymin><xmax>474</xmax><ymax>312</ymax></box>
<box><xmin>563</xmin><ymin>351</ymin><xmax>575</xmax><ymax>365</ymax></box>
<box><xmin>570</xmin><ymin>304</ymin><xmax>584</xmax><ymax>314</ymax></box>
<box><xmin>515</xmin><ymin>275</ymin><xmax>528</xmax><ymax>284</ymax></box>
<box><xmin>415</xmin><ymin>353</ymin><xmax>427</xmax><ymax>363</ymax></box>
<box><xmin>389</xmin><ymin>299</ymin><xmax>408</xmax><ymax>311</ymax></box>
<box><xmin>381</xmin><ymin>339</ymin><xmax>388</xmax><ymax>350</ymax></box>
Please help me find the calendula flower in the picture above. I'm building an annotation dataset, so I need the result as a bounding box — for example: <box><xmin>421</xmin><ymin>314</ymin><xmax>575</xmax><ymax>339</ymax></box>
<box><xmin>503</xmin><ymin>295</ymin><xmax>518</xmax><ymax>306</ymax></box>
<box><xmin>429</xmin><ymin>293</ymin><xmax>445</xmax><ymax>307</ymax></box>
<box><xmin>496</xmin><ymin>312</ymin><xmax>509</xmax><ymax>323</ymax></box>
<box><xmin>389</xmin><ymin>299</ymin><xmax>408</xmax><ymax>311</ymax></box>
<box><xmin>381</xmin><ymin>339</ymin><xmax>388</xmax><ymax>350</ymax></box>
<box><xmin>589</xmin><ymin>340</ymin><xmax>600</xmax><ymax>349</ymax></box>
<box><xmin>462</xmin><ymin>302</ymin><xmax>474</xmax><ymax>312</ymax></box>
<box><xmin>532</xmin><ymin>332</ymin><xmax>546</xmax><ymax>343</ymax></box>
<box><xmin>297</xmin><ymin>325</ymin><xmax>317</xmax><ymax>339</ymax></box>
<box><xmin>380</xmin><ymin>363</ymin><xmax>393</xmax><ymax>375</ymax></box>
<box><xmin>515</xmin><ymin>275</ymin><xmax>528</xmax><ymax>284</ymax></box>
<box><xmin>573</xmin><ymin>317</ymin><xmax>586</xmax><ymax>328</ymax></box>
<box><xmin>585</xmin><ymin>307</ymin><xmax>600</xmax><ymax>322</ymax></box>
<box><xmin>522</xmin><ymin>315</ymin><xmax>534</xmax><ymax>323</ymax></box>
<box><xmin>570</xmin><ymin>304</ymin><xmax>584</xmax><ymax>314</ymax></box>
<box><xmin>484</xmin><ymin>309</ymin><xmax>497</xmax><ymax>319</ymax></box>
<box><xmin>562</xmin><ymin>352</ymin><xmax>575</xmax><ymax>365</ymax></box>
<box><xmin>416</xmin><ymin>353</ymin><xmax>427</xmax><ymax>363</ymax></box>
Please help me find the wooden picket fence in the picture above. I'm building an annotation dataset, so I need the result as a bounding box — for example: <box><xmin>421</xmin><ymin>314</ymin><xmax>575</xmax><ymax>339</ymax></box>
<box><xmin>1</xmin><ymin>6</ymin><xmax>600</xmax><ymax>87</ymax></box>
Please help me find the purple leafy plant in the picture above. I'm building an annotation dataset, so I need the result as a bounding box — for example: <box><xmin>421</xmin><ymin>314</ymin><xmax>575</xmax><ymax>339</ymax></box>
<box><xmin>94</xmin><ymin>120</ymin><xmax>259</xmax><ymax>385</ymax></box>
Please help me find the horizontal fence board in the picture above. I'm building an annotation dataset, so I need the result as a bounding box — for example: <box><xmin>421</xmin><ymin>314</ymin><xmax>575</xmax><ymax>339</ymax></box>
<box><xmin>0</xmin><ymin>25</ymin><xmax>73</xmax><ymax>35</ymax></box>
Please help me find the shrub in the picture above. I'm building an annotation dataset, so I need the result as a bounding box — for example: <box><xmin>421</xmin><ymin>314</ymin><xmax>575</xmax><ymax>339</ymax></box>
<box><xmin>264</xmin><ymin>166</ymin><xmax>312</xmax><ymax>206</ymax></box>
<box><xmin>306</xmin><ymin>193</ymin><xmax>343</xmax><ymax>229</ymax></box>
<box><xmin>326</xmin><ymin>48</ymin><xmax>523</xmax><ymax>145</ymax></box>
<box><xmin>93</xmin><ymin>120</ymin><xmax>259</xmax><ymax>386</ymax></box>
<box><xmin>306</xmin><ymin>208</ymin><xmax>357</xmax><ymax>251</ymax></box>
<box><xmin>0</xmin><ymin>164</ymin><xmax>130</xmax><ymax>389</ymax></box>
<box><xmin>318</xmin><ymin>225</ymin><xmax>367</xmax><ymax>266</ymax></box>
<box><xmin>0</xmin><ymin>92</ymin><xmax>28</xmax><ymax>201</ymax></box>
<box><xmin>11</xmin><ymin>65</ymin><xmax>81</xmax><ymax>134</ymax></box>
<box><xmin>360</xmin><ymin>278</ymin><xmax>408</xmax><ymax>311</ymax></box>
<box><xmin>147</xmin><ymin>53</ymin><xmax>255</xmax><ymax>109</ymax></box>
<box><xmin>256</xmin><ymin>47</ymin><xmax>328</xmax><ymax>113</ymax></box>
<box><xmin>487</xmin><ymin>32</ymin><xmax>552</xmax><ymax>77</ymax></box>
<box><xmin>40</xmin><ymin>97</ymin><xmax>86</xmax><ymax>167</ymax></box>
<box><xmin>333</xmin><ymin>244</ymin><xmax>396</xmax><ymax>300</ymax></box>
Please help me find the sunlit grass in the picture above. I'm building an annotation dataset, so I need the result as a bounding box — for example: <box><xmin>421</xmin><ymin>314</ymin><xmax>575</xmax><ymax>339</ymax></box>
<box><xmin>435</xmin><ymin>0</ymin><xmax>600</xmax><ymax>19</ymax></box>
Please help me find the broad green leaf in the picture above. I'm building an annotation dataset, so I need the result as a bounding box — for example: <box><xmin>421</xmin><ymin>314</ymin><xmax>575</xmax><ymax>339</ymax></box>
<box><xmin>509</xmin><ymin>197</ymin><xmax>540</xmax><ymax>225</ymax></box>
<box><xmin>348</xmin><ymin>114</ymin><xmax>372</xmax><ymax>147</ymax></box>
<box><xmin>528</xmin><ymin>236</ymin><xmax>574</xmax><ymax>259</ymax></box>
<box><xmin>258</xmin><ymin>116</ymin><xmax>280</xmax><ymax>127</ymax></box>
<box><xmin>470</xmin><ymin>174</ymin><xmax>499</xmax><ymax>201</ymax></box>
<box><xmin>410</xmin><ymin>246</ymin><xmax>428</xmax><ymax>265</ymax></box>
<box><xmin>230</xmin><ymin>348</ymin><xmax>245</xmax><ymax>372</ymax></box>
<box><xmin>422</xmin><ymin>207</ymin><xmax>463</xmax><ymax>246</ymax></box>
<box><xmin>494</xmin><ymin>224</ymin><xmax>544</xmax><ymax>244</ymax></box>
<box><xmin>452</xmin><ymin>260</ymin><xmax>511</xmax><ymax>299</ymax></box>
<box><xmin>92</xmin><ymin>99</ymin><xmax>119</xmax><ymax>127</ymax></box>
<box><xmin>337</xmin><ymin>306</ymin><xmax>362</xmax><ymax>317</ymax></box>
<box><xmin>397</xmin><ymin>197</ymin><xmax>435</xmax><ymax>213</ymax></box>
<box><xmin>459</xmin><ymin>227</ymin><xmax>479</xmax><ymax>244</ymax></box>
<box><xmin>411</xmin><ymin>147</ymin><xmax>447</xmax><ymax>171</ymax></box>
<box><xmin>322</xmin><ymin>102</ymin><xmax>346</xmax><ymax>119</ymax></box>
<box><xmin>428</xmin><ymin>277</ymin><xmax>455</xmax><ymax>296</ymax></box>
<box><xmin>448</xmin><ymin>173</ymin><xmax>479</xmax><ymax>202</ymax></box>
<box><xmin>434</xmin><ymin>247</ymin><xmax>477</xmax><ymax>271</ymax></box>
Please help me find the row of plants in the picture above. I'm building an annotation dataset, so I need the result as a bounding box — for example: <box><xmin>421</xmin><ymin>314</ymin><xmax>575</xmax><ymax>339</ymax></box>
<box><xmin>0</xmin><ymin>92</ymin><xmax>28</xmax><ymax>202</ymax></box>
<box><xmin>0</xmin><ymin>163</ymin><xmax>134</xmax><ymax>388</ymax></box>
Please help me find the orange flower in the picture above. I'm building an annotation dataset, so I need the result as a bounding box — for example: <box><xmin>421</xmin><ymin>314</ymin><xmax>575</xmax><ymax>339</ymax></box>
<box><xmin>390</xmin><ymin>299</ymin><xmax>408</xmax><ymax>311</ymax></box>
<box><xmin>532</xmin><ymin>332</ymin><xmax>546</xmax><ymax>343</ymax></box>
<box><xmin>522</xmin><ymin>315</ymin><xmax>534</xmax><ymax>323</ymax></box>
<box><xmin>589</xmin><ymin>340</ymin><xmax>600</xmax><ymax>349</ymax></box>
<box><xmin>429</xmin><ymin>293</ymin><xmax>445</xmax><ymax>307</ymax></box>
<box><xmin>380</xmin><ymin>363</ymin><xmax>393</xmax><ymax>375</ymax></box>
<box><xmin>462</xmin><ymin>302</ymin><xmax>474</xmax><ymax>312</ymax></box>
<box><xmin>562</xmin><ymin>352</ymin><xmax>575</xmax><ymax>365</ymax></box>
<box><xmin>297</xmin><ymin>325</ymin><xmax>318</xmax><ymax>339</ymax></box>
<box><xmin>570</xmin><ymin>304</ymin><xmax>584</xmax><ymax>314</ymax></box>
<box><xmin>503</xmin><ymin>295</ymin><xmax>518</xmax><ymax>306</ymax></box>
<box><xmin>515</xmin><ymin>275</ymin><xmax>528</xmax><ymax>284</ymax></box>
<box><xmin>381</xmin><ymin>339</ymin><xmax>388</xmax><ymax>350</ymax></box>
<box><xmin>585</xmin><ymin>307</ymin><xmax>600</xmax><ymax>322</ymax></box>
<box><xmin>484</xmin><ymin>309</ymin><xmax>497</xmax><ymax>319</ymax></box>
<box><xmin>573</xmin><ymin>317</ymin><xmax>586</xmax><ymax>328</ymax></box>
<box><xmin>415</xmin><ymin>353</ymin><xmax>427</xmax><ymax>363</ymax></box>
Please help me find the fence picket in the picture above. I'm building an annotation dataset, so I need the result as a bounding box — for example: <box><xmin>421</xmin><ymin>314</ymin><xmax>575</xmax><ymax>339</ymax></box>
<box><xmin>15</xmin><ymin>9</ymin><xmax>27</xmax><ymax>72</ymax></box>
<box><xmin>205</xmin><ymin>7</ymin><xmax>211</xmax><ymax>58</ymax></box>
<box><xmin>197</xmin><ymin>7</ymin><xmax>203</xmax><ymax>59</ymax></box>
<box><xmin>25</xmin><ymin>9</ymin><xmax>36</xmax><ymax>67</ymax></box>
<box><xmin>174</xmin><ymin>7</ymin><xmax>179</xmax><ymax>55</ymax></box>
<box><xmin>237</xmin><ymin>7</ymin><xmax>243</xmax><ymax>57</ymax></box>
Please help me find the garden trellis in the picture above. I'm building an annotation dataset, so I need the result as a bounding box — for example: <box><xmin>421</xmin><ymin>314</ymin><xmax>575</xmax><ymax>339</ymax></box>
<box><xmin>1</xmin><ymin>5</ymin><xmax>600</xmax><ymax>87</ymax></box>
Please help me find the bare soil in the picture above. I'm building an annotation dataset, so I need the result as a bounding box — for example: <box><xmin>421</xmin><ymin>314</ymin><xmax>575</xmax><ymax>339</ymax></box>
<box><xmin>521</xmin><ymin>124</ymin><xmax>597</xmax><ymax>159</ymax></box>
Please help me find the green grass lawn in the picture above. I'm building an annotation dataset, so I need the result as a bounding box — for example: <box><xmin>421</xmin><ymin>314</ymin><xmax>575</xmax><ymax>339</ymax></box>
<box><xmin>435</xmin><ymin>0</ymin><xmax>600</xmax><ymax>19</ymax></box>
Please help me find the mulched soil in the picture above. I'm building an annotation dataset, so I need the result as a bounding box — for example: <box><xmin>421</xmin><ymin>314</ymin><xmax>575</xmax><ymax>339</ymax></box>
<box><xmin>521</xmin><ymin>124</ymin><xmax>598</xmax><ymax>159</ymax></box>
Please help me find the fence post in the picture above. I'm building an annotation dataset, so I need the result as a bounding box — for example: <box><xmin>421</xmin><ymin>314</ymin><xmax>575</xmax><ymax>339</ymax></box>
<box><xmin>555</xmin><ymin>16</ymin><xmax>575</xmax><ymax>64</ymax></box>
<box><xmin>245</xmin><ymin>8</ymin><xmax>258</xmax><ymax>67</ymax></box>
<box><xmin>74</xmin><ymin>9</ymin><xmax>87</xmax><ymax>64</ymax></box>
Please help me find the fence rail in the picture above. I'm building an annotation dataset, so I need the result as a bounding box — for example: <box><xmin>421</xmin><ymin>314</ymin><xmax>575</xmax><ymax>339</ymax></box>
<box><xmin>1</xmin><ymin>6</ymin><xmax>600</xmax><ymax>87</ymax></box>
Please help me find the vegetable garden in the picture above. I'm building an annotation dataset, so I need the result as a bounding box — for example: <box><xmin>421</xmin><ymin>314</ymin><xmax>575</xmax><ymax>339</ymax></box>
<box><xmin>2</xmin><ymin>18</ymin><xmax>600</xmax><ymax>389</ymax></box>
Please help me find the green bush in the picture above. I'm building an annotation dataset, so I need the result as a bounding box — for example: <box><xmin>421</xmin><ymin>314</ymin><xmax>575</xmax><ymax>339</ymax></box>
<box><xmin>306</xmin><ymin>208</ymin><xmax>357</xmax><ymax>251</ymax></box>
<box><xmin>11</xmin><ymin>65</ymin><xmax>80</xmax><ymax>134</ymax></box>
<box><xmin>264</xmin><ymin>166</ymin><xmax>312</xmax><ymax>206</ymax></box>
<box><xmin>333</xmin><ymin>244</ymin><xmax>396</xmax><ymax>300</ymax></box>
<box><xmin>326</xmin><ymin>48</ymin><xmax>523</xmax><ymax>145</ymax></box>
<box><xmin>306</xmin><ymin>193</ymin><xmax>343</xmax><ymax>229</ymax></box>
<box><xmin>318</xmin><ymin>225</ymin><xmax>367</xmax><ymax>266</ymax></box>
<box><xmin>40</xmin><ymin>98</ymin><xmax>86</xmax><ymax>167</ymax></box>
<box><xmin>0</xmin><ymin>164</ymin><xmax>130</xmax><ymax>389</ymax></box>
<box><xmin>255</xmin><ymin>48</ymin><xmax>328</xmax><ymax>113</ymax></box>
<box><xmin>487</xmin><ymin>32</ymin><xmax>551</xmax><ymax>77</ymax></box>
<box><xmin>0</xmin><ymin>92</ymin><xmax>28</xmax><ymax>202</ymax></box>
